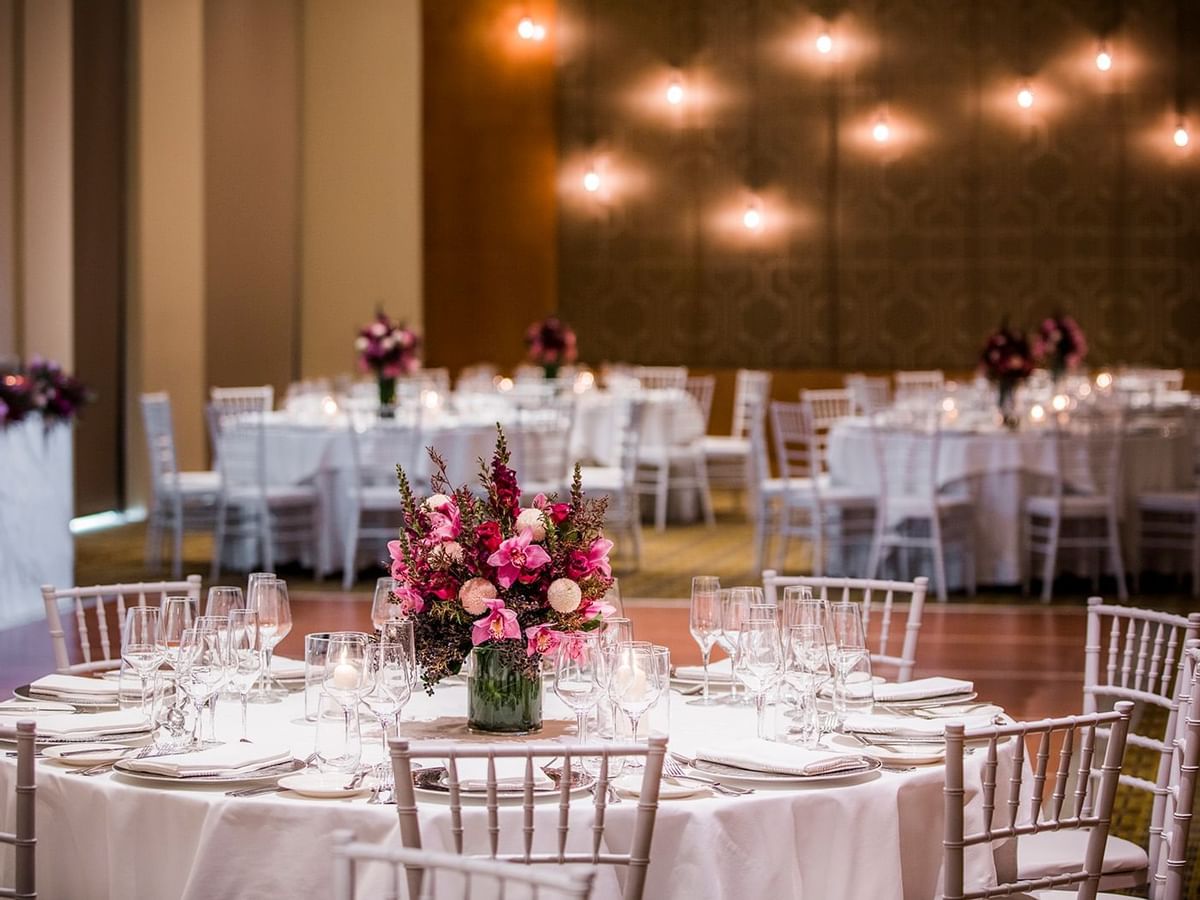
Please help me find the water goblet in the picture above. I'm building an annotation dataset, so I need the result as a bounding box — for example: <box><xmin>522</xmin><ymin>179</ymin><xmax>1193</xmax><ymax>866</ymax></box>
<box><xmin>205</xmin><ymin>586</ymin><xmax>245</xmax><ymax>618</ymax></box>
<box><xmin>783</xmin><ymin>624</ymin><xmax>833</xmax><ymax>748</ymax></box>
<box><xmin>250</xmin><ymin>578</ymin><xmax>293</xmax><ymax>702</ymax></box>
<box><xmin>121</xmin><ymin>606</ymin><xmax>165</xmax><ymax>720</ymax></box>
<box><xmin>734</xmin><ymin>617</ymin><xmax>783</xmax><ymax>740</ymax></box>
<box><xmin>609</xmin><ymin>644</ymin><xmax>664</xmax><ymax>751</ymax></box>
<box><xmin>829</xmin><ymin>602</ymin><xmax>874</xmax><ymax>719</ymax></box>
<box><xmin>553</xmin><ymin>633</ymin><xmax>604</xmax><ymax>743</ymax></box>
<box><xmin>176</xmin><ymin>626</ymin><xmax>226</xmax><ymax>747</ymax></box>
<box><xmin>364</xmin><ymin>636</ymin><xmax>416</xmax><ymax>786</ymax></box>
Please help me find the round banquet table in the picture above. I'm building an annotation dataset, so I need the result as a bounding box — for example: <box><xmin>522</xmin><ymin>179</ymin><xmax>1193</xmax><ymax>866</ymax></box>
<box><xmin>828</xmin><ymin>419</ymin><xmax>1194</xmax><ymax>586</ymax></box>
<box><xmin>0</xmin><ymin>684</ymin><xmax>1013</xmax><ymax>900</ymax></box>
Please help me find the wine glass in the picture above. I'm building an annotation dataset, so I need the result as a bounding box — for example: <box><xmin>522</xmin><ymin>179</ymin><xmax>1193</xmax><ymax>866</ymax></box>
<box><xmin>161</xmin><ymin>595</ymin><xmax>197</xmax><ymax>669</ymax></box>
<box><xmin>195</xmin><ymin>615</ymin><xmax>230</xmax><ymax>741</ymax></box>
<box><xmin>734</xmin><ymin>617</ymin><xmax>783</xmax><ymax>740</ymax></box>
<box><xmin>250</xmin><ymin>578</ymin><xmax>293</xmax><ymax>702</ymax></box>
<box><xmin>688</xmin><ymin>576</ymin><xmax>721</xmax><ymax>706</ymax></box>
<box><xmin>718</xmin><ymin>588</ymin><xmax>754</xmax><ymax>705</ymax></box>
<box><xmin>245</xmin><ymin>571</ymin><xmax>276</xmax><ymax>610</ymax></box>
<box><xmin>226</xmin><ymin>609</ymin><xmax>262</xmax><ymax>742</ymax></box>
<box><xmin>370</xmin><ymin>577</ymin><xmax>398</xmax><ymax>634</ymax></box>
<box><xmin>364</xmin><ymin>636</ymin><xmax>416</xmax><ymax>788</ymax></box>
<box><xmin>205</xmin><ymin>586</ymin><xmax>245</xmax><ymax>618</ymax></box>
<box><xmin>322</xmin><ymin>632</ymin><xmax>370</xmax><ymax>757</ymax></box>
<box><xmin>121</xmin><ymin>606</ymin><xmax>165</xmax><ymax>719</ymax></box>
<box><xmin>554</xmin><ymin>633</ymin><xmax>604</xmax><ymax>743</ymax></box>
<box><xmin>176</xmin><ymin>626</ymin><xmax>226</xmax><ymax>747</ymax></box>
<box><xmin>609</xmin><ymin>644</ymin><xmax>663</xmax><ymax>751</ymax></box>
<box><xmin>602</xmin><ymin>578</ymin><xmax>624</xmax><ymax>617</ymax></box>
<box><xmin>784</xmin><ymin>624</ymin><xmax>833</xmax><ymax>747</ymax></box>
<box><xmin>829</xmin><ymin>602</ymin><xmax>875</xmax><ymax>718</ymax></box>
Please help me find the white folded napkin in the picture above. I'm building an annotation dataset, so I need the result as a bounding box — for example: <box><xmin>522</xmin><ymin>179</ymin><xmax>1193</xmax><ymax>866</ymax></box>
<box><xmin>34</xmin><ymin>710</ymin><xmax>151</xmax><ymax>738</ymax></box>
<box><xmin>873</xmin><ymin>677</ymin><xmax>974</xmax><ymax>703</ymax></box>
<box><xmin>842</xmin><ymin>712</ymin><xmax>998</xmax><ymax>738</ymax></box>
<box><xmin>30</xmin><ymin>673</ymin><xmax>121</xmax><ymax>698</ymax></box>
<box><xmin>445</xmin><ymin>756</ymin><xmax>555</xmax><ymax>792</ymax></box>
<box><xmin>124</xmin><ymin>743</ymin><xmax>293</xmax><ymax>777</ymax></box>
<box><xmin>674</xmin><ymin>657</ymin><xmax>734</xmax><ymax>683</ymax></box>
<box><xmin>695</xmin><ymin>738</ymin><xmax>870</xmax><ymax>777</ymax></box>
<box><xmin>270</xmin><ymin>655</ymin><xmax>307</xmax><ymax>678</ymax></box>
<box><xmin>0</xmin><ymin>698</ymin><xmax>76</xmax><ymax>714</ymax></box>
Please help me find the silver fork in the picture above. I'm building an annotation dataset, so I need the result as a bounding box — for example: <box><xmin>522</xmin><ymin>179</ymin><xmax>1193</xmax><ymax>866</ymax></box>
<box><xmin>661</xmin><ymin>757</ymin><xmax>753</xmax><ymax>796</ymax></box>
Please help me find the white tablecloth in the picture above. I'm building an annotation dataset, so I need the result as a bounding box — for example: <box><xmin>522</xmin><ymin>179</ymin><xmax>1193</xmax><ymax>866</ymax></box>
<box><xmin>828</xmin><ymin>420</ymin><xmax>1193</xmax><ymax>585</ymax></box>
<box><xmin>0</xmin><ymin>417</ymin><xmax>73</xmax><ymax>627</ymax></box>
<box><xmin>0</xmin><ymin>682</ymin><xmax>1010</xmax><ymax>899</ymax></box>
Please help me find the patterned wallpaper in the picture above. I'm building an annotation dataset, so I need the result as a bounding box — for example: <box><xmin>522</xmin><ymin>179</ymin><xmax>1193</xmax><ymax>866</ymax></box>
<box><xmin>556</xmin><ymin>0</ymin><xmax>1200</xmax><ymax>370</ymax></box>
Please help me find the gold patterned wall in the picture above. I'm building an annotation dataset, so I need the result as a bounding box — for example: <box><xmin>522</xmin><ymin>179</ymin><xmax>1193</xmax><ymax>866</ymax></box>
<box><xmin>556</xmin><ymin>0</ymin><xmax>1200</xmax><ymax>370</ymax></box>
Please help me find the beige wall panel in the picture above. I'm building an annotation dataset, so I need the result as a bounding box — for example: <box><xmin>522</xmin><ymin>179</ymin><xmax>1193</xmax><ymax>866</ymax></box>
<box><xmin>301</xmin><ymin>0</ymin><xmax>421</xmax><ymax>379</ymax></box>
<box><xmin>127</xmin><ymin>0</ymin><xmax>206</xmax><ymax>504</ymax></box>
<box><xmin>20</xmin><ymin>0</ymin><xmax>72</xmax><ymax>367</ymax></box>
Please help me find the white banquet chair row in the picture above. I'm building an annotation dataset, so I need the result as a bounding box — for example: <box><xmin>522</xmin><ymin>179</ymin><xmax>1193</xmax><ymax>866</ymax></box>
<box><xmin>894</xmin><ymin>369</ymin><xmax>945</xmax><ymax>402</ymax></box>
<box><xmin>0</xmin><ymin>719</ymin><xmax>36</xmax><ymax>900</ymax></box>
<box><xmin>844</xmin><ymin>372</ymin><xmax>891</xmax><ymax>416</ymax></box>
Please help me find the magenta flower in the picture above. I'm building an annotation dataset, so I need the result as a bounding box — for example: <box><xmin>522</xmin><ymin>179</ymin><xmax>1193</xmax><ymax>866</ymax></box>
<box><xmin>579</xmin><ymin>599</ymin><xmax>616</xmax><ymax>621</ymax></box>
<box><xmin>393</xmin><ymin>584</ymin><xmax>426</xmax><ymax>617</ymax></box>
<box><xmin>486</xmin><ymin>528</ymin><xmax>551</xmax><ymax>589</ymax></box>
<box><xmin>472</xmin><ymin>599</ymin><xmax>521</xmax><ymax>645</ymax></box>
<box><xmin>582</xmin><ymin>538</ymin><xmax>613</xmax><ymax>579</ymax></box>
<box><xmin>427</xmin><ymin>496</ymin><xmax>461</xmax><ymax>542</ymax></box>
<box><xmin>524</xmin><ymin>623</ymin><xmax>561</xmax><ymax>658</ymax></box>
<box><xmin>386</xmin><ymin>540</ymin><xmax>409</xmax><ymax>581</ymax></box>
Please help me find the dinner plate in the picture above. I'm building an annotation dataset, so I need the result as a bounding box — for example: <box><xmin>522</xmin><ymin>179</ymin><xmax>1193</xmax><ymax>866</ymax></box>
<box><xmin>111</xmin><ymin>757</ymin><xmax>308</xmax><ymax>786</ymax></box>
<box><xmin>15</xmin><ymin>684</ymin><xmax>120</xmax><ymax>710</ymax></box>
<box><xmin>412</xmin><ymin>766</ymin><xmax>593</xmax><ymax>804</ymax></box>
<box><xmin>42</xmin><ymin>743</ymin><xmax>142</xmax><ymax>767</ymax></box>
<box><xmin>825</xmin><ymin>733</ymin><xmax>946</xmax><ymax>766</ymax></box>
<box><xmin>613</xmin><ymin>774</ymin><xmax>706</xmax><ymax>800</ymax></box>
<box><xmin>688</xmin><ymin>756</ymin><xmax>882</xmax><ymax>787</ymax></box>
<box><xmin>277</xmin><ymin>771</ymin><xmax>375</xmax><ymax>799</ymax></box>
<box><xmin>33</xmin><ymin>730</ymin><xmax>154</xmax><ymax>747</ymax></box>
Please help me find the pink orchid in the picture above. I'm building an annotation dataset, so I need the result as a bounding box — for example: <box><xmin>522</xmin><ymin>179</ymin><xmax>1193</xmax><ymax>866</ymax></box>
<box><xmin>524</xmin><ymin>623</ymin><xmax>561</xmax><ymax>658</ymax></box>
<box><xmin>386</xmin><ymin>540</ymin><xmax>409</xmax><ymax>580</ymax></box>
<box><xmin>471</xmin><ymin>599</ymin><xmax>521</xmax><ymax>646</ymax></box>
<box><xmin>579</xmin><ymin>599</ymin><xmax>615</xmax><ymax>621</ymax></box>
<box><xmin>582</xmin><ymin>538</ymin><xmax>613</xmax><ymax>579</ymax></box>
<box><xmin>427</xmin><ymin>496</ymin><xmax>461</xmax><ymax>542</ymax></box>
<box><xmin>393</xmin><ymin>584</ymin><xmax>426</xmax><ymax>616</ymax></box>
<box><xmin>486</xmin><ymin>528</ymin><xmax>551</xmax><ymax>589</ymax></box>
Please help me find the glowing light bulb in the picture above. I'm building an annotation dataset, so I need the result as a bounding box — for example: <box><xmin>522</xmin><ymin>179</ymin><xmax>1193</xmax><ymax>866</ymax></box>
<box><xmin>1030</xmin><ymin>404</ymin><xmax>1045</xmax><ymax>423</ymax></box>
<box><xmin>742</xmin><ymin>200</ymin><xmax>763</xmax><ymax>232</ymax></box>
<box><xmin>1095</xmin><ymin>44</ymin><xmax>1112</xmax><ymax>72</ymax></box>
<box><xmin>582</xmin><ymin>166</ymin><xmax>601</xmax><ymax>193</ymax></box>
<box><xmin>816</xmin><ymin>30</ymin><xmax>833</xmax><ymax>55</ymax></box>
<box><xmin>517</xmin><ymin>15</ymin><xmax>545</xmax><ymax>41</ymax></box>
<box><xmin>666</xmin><ymin>75</ymin><xmax>685</xmax><ymax>106</ymax></box>
<box><xmin>872</xmin><ymin>114</ymin><xmax>891</xmax><ymax>143</ymax></box>
<box><xmin>1095</xmin><ymin>372</ymin><xmax>1113</xmax><ymax>390</ymax></box>
<box><xmin>1051</xmin><ymin>393</ymin><xmax>1069</xmax><ymax>412</ymax></box>
<box><xmin>1017</xmin><ymin>83</ymin><xmax>1034</xmax><ymax>109</ymax></box>
<box><xmin>1174</xmin><ymin>123</ymin><xmax>1190</xmax><ymax>148</ymax></box>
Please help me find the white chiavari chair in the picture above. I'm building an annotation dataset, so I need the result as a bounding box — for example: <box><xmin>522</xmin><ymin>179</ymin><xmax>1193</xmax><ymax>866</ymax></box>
<box><xmin>390</xmin><ymin>737</ymin><xmax>666</xmax><ymax>900</ymax></box>
<box><xmin>703</xmin><ymin>369</ymin><xmax>772</xmax><ymax>507</ymax></box>
<box><xmin>1023</xmin><ymin>409</ymin><xmax>1127</xmax><ymax>602</ymax></box>
<box><xmin>748</xmin><ymin>397</ymin><xmax>791</xmax><ymax>571</ymax></box>
<box><xmin>800</xmin><ymin>388</ymin><xmax>854</xmax><ymax>431</ymax></box>
<box><xmin>331</xmin><ymin>831</ymin><xmax>597</xmax><ymax>900</ymax></box>
<box><xmin>894</xmin><ymin>369</ymin><xmax>945</xmax><ymax>402</ymax></box>
<box><xmin>684</xmin><ymin>375</ymin><xmax>715</xmax><ymax>433</ymax></box>
<box><xmin>866</xmin><ymin>414</ymin><xmax>976</xmax><ymax>602</ymax></box>
<box><xmin>342</xmin><ymin>417</ymin><xmax>423</xmax><ymax>589</ymax></box>
<box><xmin>1134</xmin><ymin>412</ymin><xmax>1200</xmax><ymax>597</ymax></box>
<box><xmin>579</xmin><ymin>399</ymin><xmax>647</xmax><ymax>570</ymax></box>
<box><xmin>635</xmin><ymin>396</ymin><xmax>716</xmax><ymax>532</ymax></box>
<box><xmin>0</xmin><ymin>719</ymin><xmax>35</xmax><ymax>900</ymax></box>
<box><xmin>844</xmin><ymin>373</ymin><xmax>891</xmax><ymax>416</ymax></box>
<box><xmin>633</xmin><ymin>366</ymin><xmax>688</xmax><ymax>391</ymax></box>
<box><xmin>512</xmin><ymin>395</ymin><xmax>578</xmax><ymax>499</ymax></box>
<box><xmin>942</xmin><ymin>702</ymin><xmax>1135</xmax><ymax>900</ymax></box>
<box><xmin>211</xmin><ymin>411</ymin><xmax>320</xmax><ymax>579</ymax></box>
<box><xmin>140</xmin><ymin>393</ymin><xmax>221</xmax><ymax>579</ymax></box>
<box><xmin>207</xmin><ymin>385</ymin><xmax>275</xmax><ymax>458</ymax></box>
<box><xmin>768</xmin><ymin>401</ymin><xmax>875</xmax><ymax>576</ymax></box>
<box><xmin>41</xmin><ymin>576</ymin><xmax>202</xmax><ymax>674</ymax></box>
<box><xmin>1020</xmin><ymin>599</ymin><xmax>1200</xmax><ymax>893</ymax></box>
<box><xmin>1150</xmin><ymin>643</ymin><xmax>1198</xmax><ymax>900</ymax></box>
<box><xmin>762</xmin><ymin>571</ymin><xmax>928</xmax><ymax>682</ymax></box>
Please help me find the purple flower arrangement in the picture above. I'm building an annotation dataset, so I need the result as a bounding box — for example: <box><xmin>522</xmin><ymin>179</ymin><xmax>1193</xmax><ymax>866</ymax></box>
<box><xmin>978</xmin><ymin>325</ymin><xmax>1035</xmax><ymax>387</ymax></box>
<box><xmin>0</xmin><ymin>357</ymin><xmax>91</xmax><ymax>429</ymax></box>
<box><xmin>355</xmin><ymin>312</ymin><xmax>421</xmax><ymax>378</ymax></box>
<box><xmin>1031</xmin><ymin>314</ymin><xmax>1088</xmax><ymax>379</ymax></box>
<box><xmin>524</xmin><ymin>316</ymin><xmax>578</xmax><ymax>376</ymax></box>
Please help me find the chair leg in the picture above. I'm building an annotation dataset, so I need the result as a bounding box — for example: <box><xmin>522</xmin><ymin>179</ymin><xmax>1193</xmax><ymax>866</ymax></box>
<box><xmin>930</xmin><ymin>519</ymin><xmax>949</xmax><ymax>603</ymax></box>
<box><xmin>867</xmin><ymin>514</ymin><xmax>885</xmax><ymax>582</ymax></box>
<box><xmin>1039</xmin><ymin>515</ymin><xmax>1060</xmax><ymax>604</ymax></box>
<box><xmin>145</xmin><ymin>505</ymin><xmax>163</xmax><ymax>569</ymax></box>
<box><xmin>342</xmin><ymin>510</ymin><xmax>360</xmax><ymax>591</ymax></box>
<box><xmin>1107</xmin><ymin>513</ymin><xmax>1128</xmax><ymax>601</ymax></box>
<box><xmin>171</xmin><ymin>509</ymin><xmax>184</xmax><ymax>581</ymax></box>
<box><xmin>211</xmin><ymin>502</ymin><xmax>227</xmax><ymax>581</ymax></box>
<box><xmin>695</xmin><ymin>457</ymin><xmax>716</xmax><ymax>528</ymax></box>
<box><xmin>654</xmin><ymin>463</ymin><xmax>669</xmax><ymax>533</ymax></box>
<box><xmin>261</xmin><ymin>505</ymin><xmax>275</xmax><ymax>573</ymax></box>
<box><xmin>629</xmin><ymin>500</ymin><xmax>644</xmax><ymax>569</ymax></box>
<box><xmin>753</xmin><ymin>497</ymin><xmax>768</xmax><ymax>573</ymax></box>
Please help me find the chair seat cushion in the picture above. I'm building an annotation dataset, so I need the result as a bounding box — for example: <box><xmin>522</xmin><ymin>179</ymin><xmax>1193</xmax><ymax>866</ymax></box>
<box><xmin>355</xmin><ymin>485</ymin><xmax>404</xmax><ymax>509</ymax></box>
<box><xmin>1017</xmin><ymin>830</ymin><xmax>1148</xmax><ymax>891</ymax></box>
<box><xmin>778</xmin><ymin>476</ymin><xmax>876</xmax><ymax>507</ymax></box>
<box><xmin>702</xmin><ymin>435</ymin><xmax>749</xmax><ymax>457</ymax></box>
<box><xmin>1025</xmin><ymin>495</ymin><xmax>1115</xmax><ymax>517</ymax></box>
<box><xmin>579</xmin><ymin>467</ymin><xmax>624</xmax><ymax>493</ymax></box>
<box><xmin>1138</xmin><ymin>490</ymin><xmax>1200</xmax><ymax>512</ymax></box>
<box><xmin>176</xmin><ymin>470</ymin><xmax>221</xmax><ymax>495</ymax></box>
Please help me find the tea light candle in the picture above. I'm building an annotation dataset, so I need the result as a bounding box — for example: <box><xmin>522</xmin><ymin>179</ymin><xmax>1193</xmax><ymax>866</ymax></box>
<box><xmin>332</xmin><ymin>662</ymin><xmax>359</xmax><ymax>690</ymax></box>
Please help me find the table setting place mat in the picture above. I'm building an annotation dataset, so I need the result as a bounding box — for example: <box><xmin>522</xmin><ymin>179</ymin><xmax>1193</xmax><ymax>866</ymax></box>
<box><xmin>695</xmin><ymin>738</ymin><xmax>872</xmax><ymax>777</ymax></box>
<box><xmin>841</xmin><ymin>712</ymin><xmax>998</xmax><ymax>739</ymax></box>
<box><xmin>29</xmin><ymin>673</ymin><xmax>121</xmax><ymax>699</ymax></box>
<box><xmin>437</xmin><ymin>756</ymin><xmax>557</xmax><ymax>793</ymax></box>
<box><xmin>33</xmin><ymin>709</ymin><xmax>151</xmax><ymax>739</ymax></box>
<box><xmin>673</xmin><ymin>657</ymin><xmax>734</xmax><ymax>683</ymax></box>
<box><xmin>121</xmin><ymin>743</ymin><xmax>293</xmax><ymax>778</ymax></box>
<box><xmin>872</xmin><ymin>677</ymin><xmax>974</xmax><ymax>703</ymax></box>
<box><xmin>270</xmin><ymin>655</ymin><xmax>307</xmax><ymax>679</ymax></box>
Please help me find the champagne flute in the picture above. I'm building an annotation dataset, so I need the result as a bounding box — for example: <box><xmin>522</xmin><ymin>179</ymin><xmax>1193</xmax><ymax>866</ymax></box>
<box><xmin>688</xmin><ymin>576</ymin><xmax>722</xmax><ymax>706</ymax></box>
<box><xmin>734</xmin><ymin>617</ymin><xmax>783</xmax><ymax>740</ymax></box>
<box><xmin>553</xmin><ymin>633</ymin><xmax>604</xmax><ymax>743</ymax></box>
<box><xmin>609</xmin><ymin>644</ymin><xmax>663</xmax><ymax>750</ymax></box>
<box><xmin>784</xmin><ymin>624</ymin><xmax>833</xmax><ymax>748</ymax></box>
<box><xmin>121</xmin><ymin>606</ymin><xmax>165</xmax><ymax>720</ymax></box>
<box><xmin>226</xmin><ymin>610</ymin><xmax>262</xmax><ymax>742</ymax></box>
<box><xmin>323</xmin><ymin>632</ymin><xmax>371</xmax><ymax>754</ymax></box>
<box><xmin>205</xmin><ymin>586</ymin><xmax>245</xmax><ymax>618</ymax></box>
<box><xmin>251</xmin><ymin>578</ymin><xmax>293</xmax><ymax>702</ymax></box>
<box><xmin>364</xmin><ymin>637</ymin><xmax>416</xmax><ymax>788</ymax></box>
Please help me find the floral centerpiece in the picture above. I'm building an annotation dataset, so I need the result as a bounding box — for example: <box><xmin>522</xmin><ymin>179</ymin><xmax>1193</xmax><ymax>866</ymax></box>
<box><xmin>385</xmin><ymin>428</ymin><xmax>613</xmax><ymax>733</ymax></box>
<box><xmin>978</xmin><ymin>324</ymin><xmax>1034</xmax><ymax>430</ymax></box>
<box><xmin>0</xmin><ymin>357</ymin><xmax>91</xmax><ymax>429</ymax></box>
<box><xmin>524</xmin><ymin>316</ymin><xmax>577</xmax><ymax>380</ymax></box>
<box><xmin>1031</xmin><ymin>314</ymin><xmax>1087</xmax><ymax>382</ymax></box>
<box><xmin>355</xmin><ymin>312</ymin><xmax>421</xmax><ymax>412</ymax></box>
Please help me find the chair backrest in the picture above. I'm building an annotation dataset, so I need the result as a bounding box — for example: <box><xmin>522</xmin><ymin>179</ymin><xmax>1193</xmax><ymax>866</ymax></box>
<box><xmin>216</xmin><ymin>411</ymin><xmax>270</xmax><ymax>500</ymax></box>
<box><xmin>1050</xmin><ymin>410</ymin><xmax>1124</xmax><ymax>503</ymax></box>
<box><xmin>768</xmin><ymin>401</ymin><xmax>820</xmax><ymax>484</ymax></box>
<box><xmin>1151</xmin><ymin>643</ymin><xmax>1199</xmax><ymax>900</ymax></box>
<box><xmin>870</xmin><ymin>413</ymin><xmax>941</xmax><ymax>507</ymax></box>
<box><xmin>844</xmin><ymin>373</ymin><xmax>891</xmax><ymax>416</ymax></box>
<box><xmin>511</xmin><ymin>396</ymin><xmax>578</xmax><ymax>489</ymax></box>
<box><xmin>684</xmin><ymin>375</ymin><xmax>715</xmax><ymax>431</ymax></box>
<box><xmin>331</xmin><ymin>831</ymin><xmax>596</xmax><ymax>900</ymax></box>
<box><xmin>894</xmin><ymin>369</ymin><xmax>945</xmax><ymax>400</ymax></box>
<box><xmin>616</xmin><ymin>399</ymin><xmax>649</xmax><ymax>489</ymax></box>
<box><xmin>731</xmin><ymin>369</ymin><xmax>772</xmax><ymax>439</ymax></box>
<box><xmin>800</xmin><ymin>388</ymin><xmax>854</xmax><ymax>433</ymax></box>
<box><xmin>633</xmin><ymin>366</ymin><xmax>687</xmax><ymax>391</ymax></box>
<box><xmin>346</xmin><ymin>418</ymin><xmax>423</xmax><ymax>496</ymax></box>
<box><xmin>211</xmin><ymin>384</ymin><xmax>274</xmax><ymax>413</ymax></box>
<box><xmin>41</xmin><ymin>576</ymin><xmax>203</xmax><ymax>673</ymax></box>
<box><xmin>1083</xmin><ymin>597</ymin><xmax>1200</xmax><ymax>870</ymax></box>
<box><xmin>942</xmin><ymin>702</ymin><xmax>1135</xmax><ymax>900</ymax></box>
<box><xmin>140</xmin><ymin>392</ymin><xmax>180</xmax><ymax>497</ymax></box>
<box><xmin>747</xmin><ymin>396</ymin><xmax>772</xmax><ymax>486</ymax></box>
<box><xmin>762</xmin><ymin>571</ymin><xmax>928</xmax><ymax>682</ymax></box>
<box><xmin>390</xmin><ymin>737</ymin><xmax>666</xmax><ymax>900</ymax></box>
<box><xmin>0</xmin><ymin>719</ymin><xmax>35</xmax><ymax>900</ymax></box>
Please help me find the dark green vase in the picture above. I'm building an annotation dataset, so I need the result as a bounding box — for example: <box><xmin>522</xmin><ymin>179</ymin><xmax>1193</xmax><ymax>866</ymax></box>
<box><xmin>467</xmin><ymin>645</ymin><xmax>543</xmax><ymax>734</ymax></box>
<box><xmin>377</xmin><ymin>376</ymin><xmax>396</xmax><ymax>418</ymax></box>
